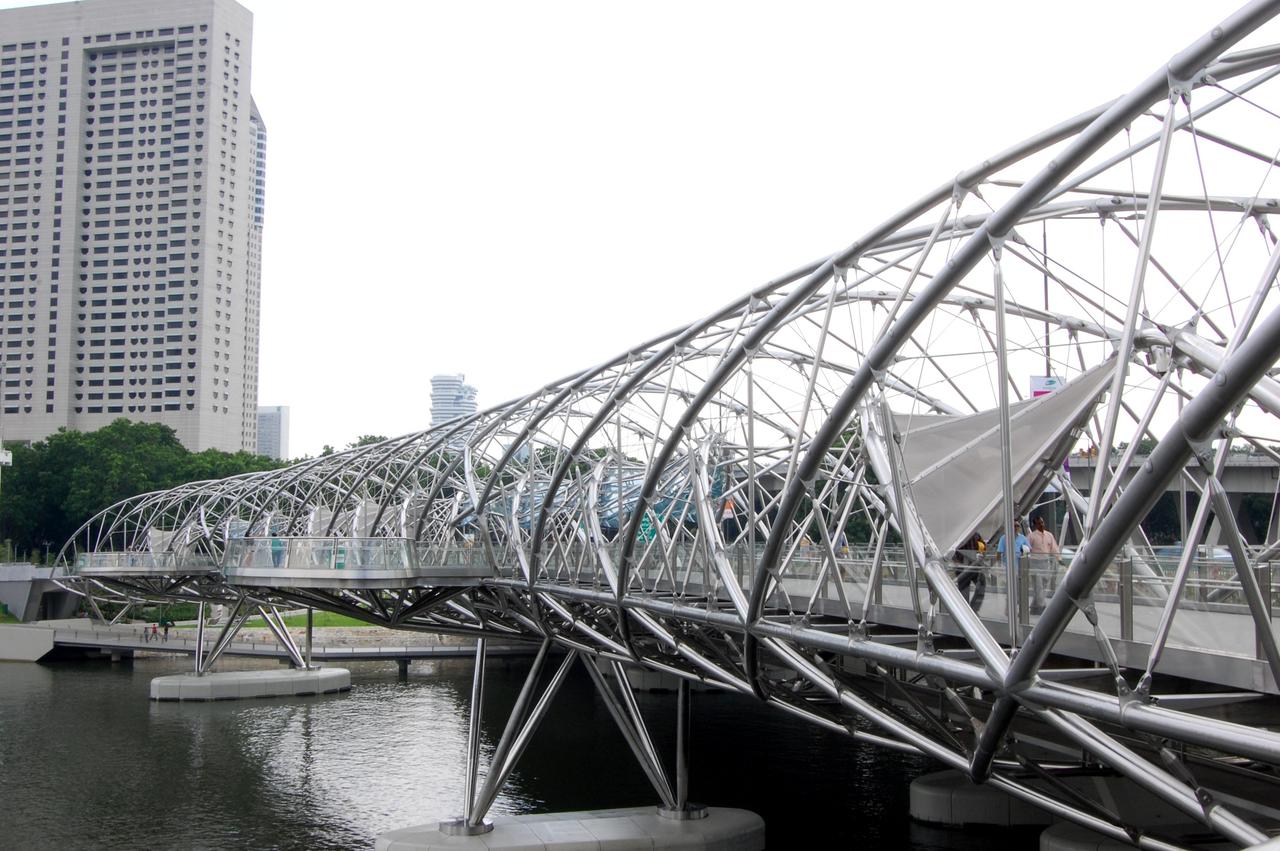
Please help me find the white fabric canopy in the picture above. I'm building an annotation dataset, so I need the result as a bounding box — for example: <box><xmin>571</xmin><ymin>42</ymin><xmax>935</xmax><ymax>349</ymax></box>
<box><xmin>864</xmin><ymin>360</ymin><xmax>1114</xmax><ymax>555</ymax></box>
<box><xmin>147</xmin><ymin>527</ymin><xmax>178</xmax><ymax>554</ymax></box>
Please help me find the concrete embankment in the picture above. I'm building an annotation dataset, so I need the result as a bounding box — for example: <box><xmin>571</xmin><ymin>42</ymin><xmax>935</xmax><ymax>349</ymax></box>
<box><xmin>2</xmin><ymin>617</ymin><xmax>510</xmax><ymax>663</ymax></box>
<box><xmin>0</xmin><ymin>625</ymin><xmax>56</xmax><ymax>661</ymax></box>
<box><xmin>216</xmin><ymin>624</ymin><xmax>479</xmax><ymax>650</ymax></box>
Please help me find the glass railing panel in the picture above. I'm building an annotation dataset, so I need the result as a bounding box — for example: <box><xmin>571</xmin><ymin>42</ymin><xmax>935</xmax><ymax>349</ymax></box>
<box><xmin>1164</xmin><ymin>559</ymin><xmax>1273</xmax><ymax>658</ymax></box>
<box><xmin>224</xmin><ymin>537</ymin><xmax>418</xmax><ymax>573</ymax></box>
<box><xmin>73</xmin><ymin>550</ymin><xmax>218</xmax><ymax>573</ymax></box>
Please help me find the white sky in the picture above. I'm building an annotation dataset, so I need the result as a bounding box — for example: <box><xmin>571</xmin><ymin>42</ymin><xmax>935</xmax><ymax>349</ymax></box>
<box><xmin>1</xmin><ymin>0</ymin><xmax>1263</xmax><ymax>457</ymax></box>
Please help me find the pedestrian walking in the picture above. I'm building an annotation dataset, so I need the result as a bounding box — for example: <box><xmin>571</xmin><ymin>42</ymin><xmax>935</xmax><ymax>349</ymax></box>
<box><xmin>955</xmin><ymin>532</ymin><xmax>987</xmax><ymax>612</ymax></box>
<box><xmin>997</xmin><ymin>520</ymin><xmax>1033</xmax><ymax>615</ymax></box>
<box><xmin>163</xmin><ymin>619</ymin><xmax>171</xmax><ymax>642</ymax></box>
<box><xmin>1028</xmin><ymin>515</ymin><xmax>1061</xmax><ymax>614</ymax></box>
<box><xmin>151</xmin><ymin>623</ymin><xmax>159</xmax><ymax>642</ymax></box>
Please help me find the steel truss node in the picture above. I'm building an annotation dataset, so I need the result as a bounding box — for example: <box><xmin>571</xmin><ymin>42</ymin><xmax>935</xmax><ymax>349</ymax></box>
<box><xmin>58</xmin><ymin>3</ymin><xmax>1280</xmax><ymax>846</ymax></box>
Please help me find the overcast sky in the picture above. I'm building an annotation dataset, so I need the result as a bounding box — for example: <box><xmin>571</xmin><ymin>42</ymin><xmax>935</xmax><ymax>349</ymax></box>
<box><xmin>2</xmin><ymin>0</ymin><xmax>1269</xmax><ymax>457</ymax></box>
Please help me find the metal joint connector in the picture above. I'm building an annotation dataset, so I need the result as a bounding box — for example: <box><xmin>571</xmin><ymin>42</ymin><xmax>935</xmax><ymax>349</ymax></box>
<box><xmin>1166</xmin><ymin>67</ymin><xmax>1198</xmax><ymax>104</ymax></box>
<box><xmin>1094</xmin><ymin>197</ymin><xmax>1124</xmax><ymax>217</ymax></box>
<box><xmin>1188</xmin><ymin>437</ymin><xmax>1217</xmax><ymax>469</ymax></box>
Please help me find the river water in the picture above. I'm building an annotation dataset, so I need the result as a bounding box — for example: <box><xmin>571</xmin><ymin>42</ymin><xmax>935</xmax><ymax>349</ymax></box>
<box><xmin>0</xmin><ymin>656</ymin><xmax>1036</xmax><ymax>849</ymax></box>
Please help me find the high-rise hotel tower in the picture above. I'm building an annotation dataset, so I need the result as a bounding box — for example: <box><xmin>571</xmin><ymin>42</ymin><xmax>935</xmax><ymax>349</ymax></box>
<box><xmin>430</xmin><ymin>374</ymin><xmax>477</xmax><ymax>429</ymax></box>
<box><xmin>0</xmin><ymin>0</ymin><xmax>264</xmax><ymax>451</ymax></box>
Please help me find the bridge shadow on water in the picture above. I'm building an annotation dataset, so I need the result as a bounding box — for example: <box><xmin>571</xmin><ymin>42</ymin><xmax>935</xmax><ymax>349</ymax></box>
<box><xmin>0</xmin><ymin>656</ymin><xmax>1043</xmax><ymax>849</ymax></box>
<box><xmin>503</xmin><ymin>662</ymin><xmax>1042</xmax><ymax>849</ymax></box>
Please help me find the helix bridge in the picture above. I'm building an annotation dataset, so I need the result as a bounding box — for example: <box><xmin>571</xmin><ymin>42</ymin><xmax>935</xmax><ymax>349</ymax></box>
<box><xmin>57</xmin><ymin>2</ymin><xmax>1280</xmax><ymax>846</ymax></box>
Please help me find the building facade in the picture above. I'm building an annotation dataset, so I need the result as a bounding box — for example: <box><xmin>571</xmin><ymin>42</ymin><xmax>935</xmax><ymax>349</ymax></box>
<box><xmin>0</xmin><ymin>0</ymin><xmax>264</xmax><ymax>452</ymax></box>
<box><xmin>430</xmin><ymin>374</ymin><xmax>477</xmax><ymax>428</ymax></box>
<box><xmin>255</xmin><ymin>403</ymin><xmax>286</xmax><ymax>460</ymax></box>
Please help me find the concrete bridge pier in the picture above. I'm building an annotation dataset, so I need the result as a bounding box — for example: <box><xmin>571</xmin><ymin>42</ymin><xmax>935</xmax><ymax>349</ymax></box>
<box><xmin>910</xmin><ymin>770</ymin><xmax>1053</xmax><ymax>828</ymax></box>
<box><xmin>150</xmin><ymin>602</ymin><xmax>350</xmax><ymax>701</ymax></box>
<box><xmin>378</xmin><ymin>645</ymin><xmax>764</xmax><ymax>850</ymax></box>
<box><xmin>909</xmin><ymin>769</ymin><xmax>1266</xmax><ymax>846</ymax></box>
<box><xmin>397</xmin><ymin>658</ymin><xmax>409</xmax><ymax>679</ymax></box>
<box><xmin>376</xmin><ymin>807</ymin><xmax>765</xmax><ymax>850</ymax></box>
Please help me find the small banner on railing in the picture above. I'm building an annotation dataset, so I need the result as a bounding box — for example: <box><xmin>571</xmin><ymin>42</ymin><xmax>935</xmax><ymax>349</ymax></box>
<box><xmin>1030</xmin><ymin>375</ymin><xmax>1063</xmax><ymax>397</ymax></box>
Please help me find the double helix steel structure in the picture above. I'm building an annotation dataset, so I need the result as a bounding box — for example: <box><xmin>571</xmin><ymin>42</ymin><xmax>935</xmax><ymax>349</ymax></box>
<box><xmin>59</xmin><ymin>3</ymin><xmax>1280</xmax><ymax>846</ymax></box>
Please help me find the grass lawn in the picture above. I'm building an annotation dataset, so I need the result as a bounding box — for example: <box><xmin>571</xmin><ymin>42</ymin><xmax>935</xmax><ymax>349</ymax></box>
<box><xmin>0</xmin><ymin>605</ymin><xmax>20</xmax><ymax>624</ymax></box>
<box><xmin>176</xmin><ymin>611</ymin><xmax>368</xmax><ymax>629</ymax></box>
<box><xmin>273</xmin><ymin>611</ymin><xmax>368</xmax><ymax>628</ymax></box>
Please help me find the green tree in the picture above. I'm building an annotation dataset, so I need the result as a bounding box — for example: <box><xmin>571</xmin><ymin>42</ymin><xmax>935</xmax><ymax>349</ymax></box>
<box><xmin>183</xmin><ymin>448</ymin><xmax>280</xmax><ymax>482</ymax></box>
<box><xmin>347</xmin><ymin>434</ymin><xmax>388</xmax><ymax>449</ymax></box>
<box><xmin>0</xmin><ymin>419</ymin><xmax>284</xmax><ymax>558</ymax></box>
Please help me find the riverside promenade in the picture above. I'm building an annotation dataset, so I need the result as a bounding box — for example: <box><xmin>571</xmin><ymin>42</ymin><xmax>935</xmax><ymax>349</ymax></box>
<box><xmin>0</xmin><ymin>618</ymin><xmax>534</xmax><ymax>668</ymax></box>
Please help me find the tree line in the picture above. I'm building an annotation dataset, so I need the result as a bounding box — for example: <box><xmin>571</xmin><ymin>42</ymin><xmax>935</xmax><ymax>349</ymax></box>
<box><xmin>0</xmin><ymin>419</ymin><xmax>287</xmax><ymax>562</ymax></box>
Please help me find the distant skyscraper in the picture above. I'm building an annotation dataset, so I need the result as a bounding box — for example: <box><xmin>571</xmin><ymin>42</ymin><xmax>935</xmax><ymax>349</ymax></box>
<box><xmin>256</xmin><ymin>404</ymin><xmax>287</xmax><ymax>460</ymax></box>
<box><xmin>430</xmin><ymin>374</ymin><xmax>477</xmax><ymax>438</ymax></box>
<box><xmin>0</xmin><ymin>0</ymin><xmax>265</xmax><ymax>452</ymax></box>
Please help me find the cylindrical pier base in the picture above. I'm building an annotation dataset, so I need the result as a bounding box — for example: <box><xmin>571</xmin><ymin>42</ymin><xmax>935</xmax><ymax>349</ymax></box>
<box><xmin>910</xmin><ymin>770</ymin><xmax>1052</xmax><ymax>827</ymax></box>
<box><xmin>150</xmin><ymin>668</ymin><xmax>350</xmax><ymax>701</ymax></box>
<box><xmin>376</xmin><ymin>806</ymin><xmax>763</xmax><ymax>850</ymax></box>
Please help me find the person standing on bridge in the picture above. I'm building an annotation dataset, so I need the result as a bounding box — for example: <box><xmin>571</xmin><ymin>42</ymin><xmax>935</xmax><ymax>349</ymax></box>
<box><xmin>1028</xmin><ymin>515</ymin><xmax>1060</xmax><ymax>615</ymax></box>
<box><xmin>162</xmin><ymin>618</ymin><xmax>171</xmax><ymax>642</ymax></box>
<box><xmin>151</xmin><ymin>623</ymin><xmax>159</xmax><ymax>642</ymax></box>
<box><xmin>996</xmin><ymin>520</ymin><xmax>1031</xmax><ymax>615</ymax></box>
<box><xmin>954</xmin><ymin>532</ymin><xmax>986</xmax><ymax>612</ymax></box>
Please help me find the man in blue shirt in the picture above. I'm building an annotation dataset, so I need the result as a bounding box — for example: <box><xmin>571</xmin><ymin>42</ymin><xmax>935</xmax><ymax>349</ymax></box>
<box><xmin>996</xmin><ymin>520</ymin><xmax>1030</xmax><ymax>561</ymax></box>
<box><xmin>997</xmin><ymin>519</ymin><xmax>1033</xmax><ymax>614</ymax></box>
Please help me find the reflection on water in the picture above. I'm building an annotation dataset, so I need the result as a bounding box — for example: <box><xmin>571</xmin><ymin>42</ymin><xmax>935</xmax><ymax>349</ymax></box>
<box><xmin>0</xmin><ymin>657</ymin><xmax>1034</xmax><ymax>849</ymax></box>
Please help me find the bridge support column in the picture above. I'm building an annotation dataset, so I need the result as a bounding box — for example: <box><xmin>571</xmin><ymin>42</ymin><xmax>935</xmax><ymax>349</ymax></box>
<box><xmin>149</xmin><ymin>597</ymin><xmax>349</xmax><ymax>702</ymax></box>
<box><xmin>437</xmin><ymin>640</ymin><xmax>577</xmax><ymax>836</ymax></box>
<box><xmin>305</xmin><ymin>608</ymin><xmax>314</xmax><ymax>670</ymax></box>
<box><xmin>586</xmin><ymin>658</ymin><xmax>675</xmax><ymax>809</ymax></box>
<box><xmin>396</xmin><ymin>658</ymin><xmax>409</xmax><ymax>679</ymax></box>
<box><xmin>198</xmin><ymin>597</ymin><xmax>251</xmax><ymax>674</ymax></box>
<box><xmin>659</xmin><ymin>677</ymin><xmax>706</xmax><ymax>821</ymax></box>
<box><xmin>109</xmin><ymin>603</ymin><xmax>132</xmax><ymax>626</ymax></box>
<box><xmin>462</xmin><ymin>637</ymin><xmax>487</xmax><ymax>830</ymax></box>
<box><xmin>676</xmin><ymin>678</ymin><xmax>691</xmax><ymax>809</ymax></box>
<box><xmin>584</xmin><ymin>657</ymin><xmax>712</xmax><ymax>819</ymax></box>
<box><xmin>256</xmin><ymin>605</ymin><xmax>307</xmax><ymax>670</ymax></box>
<box><xmin>193</xmin><ymin>601</ymin><xmax>206</xmax><ymax>676</ymax></box>
<box><xmin>378</xmin><ymin>647</ymin><xmax>765</xmax><ymax>851</ymax></box>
